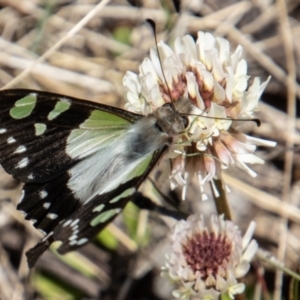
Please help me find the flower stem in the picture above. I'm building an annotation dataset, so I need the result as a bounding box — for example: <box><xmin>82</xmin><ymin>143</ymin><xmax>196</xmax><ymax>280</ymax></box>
<box><xmin>211</xmin><ymin>177</ymin><xmax>232</xmax><ymax>220</ymax></box>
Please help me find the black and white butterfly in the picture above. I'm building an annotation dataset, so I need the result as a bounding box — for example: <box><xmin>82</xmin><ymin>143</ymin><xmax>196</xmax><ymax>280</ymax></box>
<box><xmin>0</xmin><ymin>89</ymin><xmax>192</xmax><ymax>267</ymax></box>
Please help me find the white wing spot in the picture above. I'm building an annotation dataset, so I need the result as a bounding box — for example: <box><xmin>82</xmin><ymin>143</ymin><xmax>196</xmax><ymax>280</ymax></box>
<box><xmin>47</xmin><ymin>213</ymin><xmax>58</xmax><ymax>219</ymax></box>
<box><xmin>14</xmin><ymin>145</ymin><xmax>27</xmax><ymax>154</ymax></box>
<box><xmin>70</xmin><ymin>219</ymin><xmax>80</xmax><ymax>227</ymax></box>
<box><xmin>0</xmin><ymin>128</ymin><xmax>7</xmax><ymax>134</ymax></box>
<box><xmin>76</xmin><ymin>238</ymin><xmax>88</xmax><ymax>245</ymax></box>
<box><xmin>69</xmin><ymin>234</ymin><xmax>78</xmax><ymax>241</ymax></box>
<box><xmin>7</xmin><ymin>137</ymin><xmax>16</xmax><ymax>144</ymax></box>
<box><xmin>28</xmin><ymin>173</ymin><xmax>34</xmax><ymax>180</ymax></box>
<box><xmin>63</xmin><ymin>219</ymin><xmax>72</xmax><ymax>227</ymax></box>
<box><xmin>43</xmin><ymin>202</ymin><xmax>51</xmax><ymax>209</ymax></box>
<box><xmin>39</xmin><ymin>190</ymin><xmax>48</xmax><ymax>199</ymax></box>
<box><xmin>16</xmin><ymin>157</ymin><xmax>29</xmax><ymax>169</ymax></box>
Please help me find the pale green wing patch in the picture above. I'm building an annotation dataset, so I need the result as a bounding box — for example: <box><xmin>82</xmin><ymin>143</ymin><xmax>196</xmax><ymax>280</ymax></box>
<box><xmin>90</xmin><ymin>208</ymin><xmax>122</xmax><ymax>227</ymax></box>
<box><xmin>47</xmin><ymin>99</ymin><xmax>71</xmax><ymax>120</ymax></box>
<box><xmin>66</xmin><ymin>109</ymin><xmax>132</xmax><ymax>159</ymax></box>
<box><xmin>109</xmin><ymin>187</ymin><xmax>136</xmax><ymax>204</ymax></box>
<box><xmin>80</xmin><ymin>109</ymin><xmax>131</xmax><ymax>129</ymax></box>
<box><xmin>10</xmin><ymin>94</ymin><xmax>37</xmax><ymax>119</ymax></box>
<box><xmin>34</xmin><ymin>123</ymin><xmax>47</xmax><ymax>136</ymax></box>
<box><xmin>125</xmin><ymin>153</ymin><xmax>154</xmax><ymax>182</ymax></box>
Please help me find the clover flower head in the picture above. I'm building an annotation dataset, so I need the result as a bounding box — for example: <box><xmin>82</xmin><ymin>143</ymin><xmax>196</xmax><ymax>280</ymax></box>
<box><xmin>162</xmin><ymin>214</ymin><xmax>258</xmax><ymax>299</ymax></box>
<box><xmin>123</xmin><ymin>31</ymin><xmax>276</xmax><ymax>199</ymax></box>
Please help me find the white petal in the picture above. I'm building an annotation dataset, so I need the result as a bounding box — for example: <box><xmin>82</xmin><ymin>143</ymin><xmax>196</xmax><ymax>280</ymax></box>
<box><xmin>235</xmin><ymin>260</ymin><xmax>250</xmax><ymax>278</ymax></box>
<box><xmin>123</xmin><ymin>71</ymin><xmax>141</xmax><ymax>93</ymax></box>
<box><xmin>149</xmin><ymin>47</ymin><xmax>163</xmax><ymax>80</ymax></box>
<box><xmin>235</xmin><ymin>59</ymin><xmax>247</xmax><ymax>77</ymax></box>
<box><xmin>242</xmin><ymin>221</ymin><xmax>256</xmax><ymax>250</ymax></box>
<box><xmin>234</xmin><ymin>159</ymin><xmax>257</xmax><ymax>177</ymax></box>
<box><xmin>242</xmin><ymin>239</ymin><xmax>258</xmax><ymax>262</ymax></box>
<box><xmin>213</xmin><ymin>81</ymin><xmax>226</xmax><ymax>103</ymax></box>
<box><xmin>236</xmin><ymin>153</ymin><xmax>264</xmax><ymax>164</ymax></box>
<box><xmin>212</xmin><ymin>57</ymin><xmax>225</xmax><ymax>82</ymax></box>
<box><xmin>231</xmin><ymin>45</ymin><xmax>243</xmax><ymax>72</ymax></box>
<box><xmin>245</xmin><ymin>135</ymin><xmax>277</xmax><ymax>147</ymax></box>
<box><xmin>225</xmin><ymin>66</ymin><xmax>234</xmax><ymax>101</ymax></box>
<box><xmin>202</xmin><ymin>69</ymin><xmax>214</xmax><ymax>90</ymax></box>
<box><xmin>183</xmin><ymin>35</ymin><xmax>197</xmax><ymax>58</ymax></box>
<box><xmin>158</xmin><ymin>40</ymin><xmax>174</xmax><ymax>58</ymax></box>
<box><xmin>216</xmin><ymin>36</ymin><xmax>230</xmax><ymax>65</ymax></box>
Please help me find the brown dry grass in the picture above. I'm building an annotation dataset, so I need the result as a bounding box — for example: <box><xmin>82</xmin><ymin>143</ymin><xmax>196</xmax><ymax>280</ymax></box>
<box><xmin>0</xmin><ymin>0</ymin><xmax>299</xmax><ymax>299</ymax></box>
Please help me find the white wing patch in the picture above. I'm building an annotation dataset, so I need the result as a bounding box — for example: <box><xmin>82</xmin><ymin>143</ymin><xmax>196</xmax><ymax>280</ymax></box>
<box><xmin>66</xmin><ymin>128</ymin><xmax>127</xmax><ymax>159</ymax></box>
<box><xmin>43</xmin><ymin>202</ymin><xmax>51</xmax><ymax>209</ymax></box>
<box><xmin>14</xmin><ymin>145</ymin><xmax>27</xmax><ymax>154</ymax></box>
<box><xmin>47</xmin><ymin>213</ymin><xmax>58</xmax><ymax>219</ymax></box>
<box><xmin>16</xmin><ymin>157</ymin><xmax>29</xmax><ymax>169</ymax></box>
<box><xmin>67</xmin><ymin>119</ymin><xmax>160</xmax><ymax>204</ymax></box>
<box><xmin>7</xmin><ymin>137</ymin><xmax>16</xmax><ymax>144</ymax></box>
<box><xmin>39</xmin><ymin>190</ymin><xmax>48</xmax><ymax>199</ymax></box>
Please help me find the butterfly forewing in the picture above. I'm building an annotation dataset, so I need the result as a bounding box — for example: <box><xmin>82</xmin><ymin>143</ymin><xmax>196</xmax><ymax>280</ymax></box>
<box><xmin>0</xmin><ymin>90</ymin><xmax>141</xmax><ymax>181</ymax></box>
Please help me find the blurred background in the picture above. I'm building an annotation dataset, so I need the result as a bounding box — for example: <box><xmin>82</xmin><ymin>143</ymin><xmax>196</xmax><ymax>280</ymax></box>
<box><xmin>0</xmin><ymin>0</ymin><xmax>299</xmax><ymax>299</ymax></box>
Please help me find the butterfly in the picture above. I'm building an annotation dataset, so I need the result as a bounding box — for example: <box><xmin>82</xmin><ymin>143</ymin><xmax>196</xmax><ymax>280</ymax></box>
<box><xmin>0</xmin><ymin>89</ymin><xmax>192</xmax><ymax>267</ymax></box>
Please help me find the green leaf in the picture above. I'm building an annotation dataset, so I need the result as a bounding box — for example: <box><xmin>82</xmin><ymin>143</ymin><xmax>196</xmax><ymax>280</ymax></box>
<box><xmin>123</xmin><ymin>201</ymin><xmax>139</xmax><ymax>239</ymax></box>
<box><xmin>34</xmin><ymin>272</ymin><xmax>79</xmax><ymax>300</ymax></box>
<box><xmin>96</xmin><ymin>227</ymin><xmax>119</xmax><ymax>250</ymax></box>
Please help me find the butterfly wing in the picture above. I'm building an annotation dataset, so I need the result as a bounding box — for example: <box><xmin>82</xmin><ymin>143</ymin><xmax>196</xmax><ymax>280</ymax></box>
<box><xmin>0</xmin><ymin>89</ymin><xmax>142</xmax><ymax>236</ymax></box>
<box><xmin>0</xmin><ymin>89</ymin><xmax>172</xmax><ymax>267</ymax></box>
<box><xmin>0</xmin><ymin>89</ymin><xmax>140</xmax><ymax>182</ymax></box>
<box><xmin>25</xmin><ymin>149</ymin><xmax>163</xmax><ymax>268</ymax></box>
<box><xmin>53</xmin><ymin>150</ymin><xmax>162</xmax><ymax>254</ymax></box>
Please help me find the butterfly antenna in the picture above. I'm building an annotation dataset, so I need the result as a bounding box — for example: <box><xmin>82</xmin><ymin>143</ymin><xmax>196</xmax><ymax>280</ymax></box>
<box><xmin>182</xmin><ymin>113</ymin><xmax>261</xmax><ymax>127</ymax></box>
<box><xmin>146</xmin><ymin>19</ymin><xmax>173</xmax><ymax>103</ymax></box>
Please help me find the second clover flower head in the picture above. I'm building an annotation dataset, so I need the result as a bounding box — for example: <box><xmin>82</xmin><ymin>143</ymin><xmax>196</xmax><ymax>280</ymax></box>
<box><xmin>162</xmin><ymin>214</ymin><xmax>258</xmax><ymax>300</ymax></box>
<box><xmin>123</xmin><ymin>31</ymin><xmax>276</xmax><ymax>199</ymax></box>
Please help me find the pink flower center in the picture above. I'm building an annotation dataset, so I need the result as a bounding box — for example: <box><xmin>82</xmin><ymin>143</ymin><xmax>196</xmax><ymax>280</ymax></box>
<box><xmin>182</xmin><ymin>231</ymin><xmax>232</xmax><ymax>280</ymax></box>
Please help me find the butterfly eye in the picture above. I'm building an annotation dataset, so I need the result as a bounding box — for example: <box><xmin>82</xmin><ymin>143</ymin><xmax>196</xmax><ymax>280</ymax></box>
<box><xmin>182</xmin><ymin>116</ymin><xmax>189</xmax><ymax>128</ymax></box>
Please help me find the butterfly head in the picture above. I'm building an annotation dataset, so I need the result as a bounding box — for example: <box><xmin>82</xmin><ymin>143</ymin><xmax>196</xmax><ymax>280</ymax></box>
<box><xmin>153</xmin><ymin>102</ymin><xmax>190</xmax><ymax>137</ymax></box>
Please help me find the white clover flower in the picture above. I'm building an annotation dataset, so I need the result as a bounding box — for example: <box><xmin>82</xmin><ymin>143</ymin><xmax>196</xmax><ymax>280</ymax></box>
<box><xmin>162</xmin><ymin>214</ymin><xmax>258</xmax><ymax>300</ymax></box>
<box><xmin>123</xmin><ymin>31</ymin><xmax>276</xmax><ymax>199</ymax></box>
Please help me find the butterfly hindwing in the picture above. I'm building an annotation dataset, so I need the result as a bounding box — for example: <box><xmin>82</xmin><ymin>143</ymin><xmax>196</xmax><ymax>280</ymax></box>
<box><xmin>18</xmin><ymin>174</ymin><xmax>81</xmax><ymax>235</ymax></box>
<box><xmin>53</xmin><ymin>150</ymin><xmax>163</xmax><ymax>254</ymax></box>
